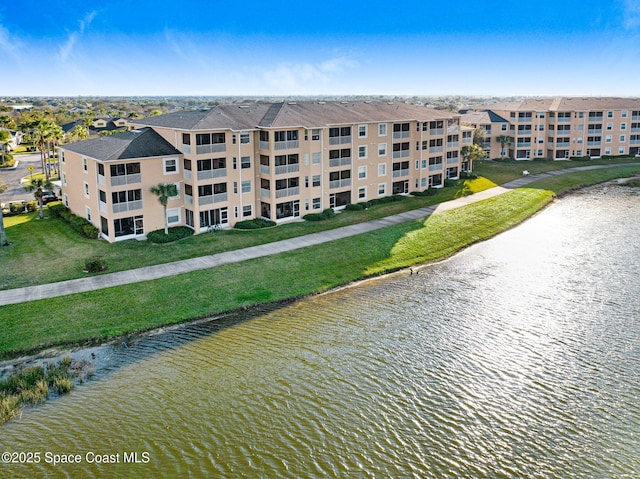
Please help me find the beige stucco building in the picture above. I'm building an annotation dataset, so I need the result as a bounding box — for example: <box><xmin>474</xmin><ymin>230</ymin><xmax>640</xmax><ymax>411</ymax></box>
<box><xmin>461</xmin><ymin>97</ymin><xmax>640</xmax><ymax>160</ymax></box>
<box><xmin>59</xmin><ymin>101</ymin><xmax>469</xmax><ymax>242</ymax></box>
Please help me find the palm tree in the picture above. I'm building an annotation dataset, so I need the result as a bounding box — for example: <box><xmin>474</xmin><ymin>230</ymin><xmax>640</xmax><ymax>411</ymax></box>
<box><xmin>0</xmin><ymin>130</ymin><xmax>10</xmax><ymax>166</ymax></box>
<box><xmin>496</xmin><ymin>135</ymin><xmax>513</xmax><ymax>159</ymax></box>
<box><xmin>150</xmin><ymin>183</ymin><xmax>177</xmax><ymax>235</ymax></box>
<box><xmin>72</xmin><ymin>125</ymin><xmax>89</xmax><ymax>141</ymax></box>
<box><xmin>26</xmin><ymin>177</ymin><xmax>53</xmax><ymax>220</ymax></box>
<box><xmin>0</xmin><ymin>115</ymin><xmax>16</xmax><ymax>130</ymax></box>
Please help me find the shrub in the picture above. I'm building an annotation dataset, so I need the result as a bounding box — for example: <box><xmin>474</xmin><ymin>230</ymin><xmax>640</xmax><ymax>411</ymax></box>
<box><xmin>569</xmin><ymin>156</ymin><xmax>591</xmax><ymax>161</ymax></box>
<box><xmin>234</xmin><ymin>218</ymin><xmax>276</xmax><ymax>230</ymax></box>
<box><xmin>147</xmin><ymin>226</ymin><xmax>194</xmax><ymax>244</ymax></box>
<box><xmin>345</xmin><ymin>203</ymin><xmax>365</xmax><ymax>211</ymax></box>
<box><xmin>85</xmin><ymin>256</ymin><xmax>107</xmax><ymax>273</ymax></box>
<box><xmin>82</xmin><ymin>224</ymin><xmax>100</xmax><ymax>239</ymax></box>
<box><xmin>47</xmin><ymin>203</ymin><xmax>67</xmax><ymax>218</ymax></box>
<box><xmin>460</xmin><ymin>171</ymin><xmax>478</xmax><ymax>179</ymax></box>
<box><xmin>46</xmin><ymin>204</ymin><xmax>100</xmax><ymax>239</ymax></box>
<box><xmin>303</xmin><ymin>208</ymin><xmax>335</xmax><ymax>221</ymax></box>
<box><xmin>411</xmin><ymin>189</ymin><xmax>438</xmax><ymax>197</ymax></box>
<box><xmin>444</xmin><ymin>179</ymin><xmax>459</xmax><ymax>187</ymax></box>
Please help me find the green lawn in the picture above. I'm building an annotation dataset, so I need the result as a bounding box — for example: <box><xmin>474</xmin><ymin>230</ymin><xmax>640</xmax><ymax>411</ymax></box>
<box><xmin>1</xmin><ymin>162</ymin><xmax>639</xmax><ymax>359</ymax></box>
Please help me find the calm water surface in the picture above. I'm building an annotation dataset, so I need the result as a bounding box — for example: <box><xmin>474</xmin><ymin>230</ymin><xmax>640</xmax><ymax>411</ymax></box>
<box><xmin>1</xmin><ymin>185</ymin><xmax>639</xmax><ymax>479</ymax></box>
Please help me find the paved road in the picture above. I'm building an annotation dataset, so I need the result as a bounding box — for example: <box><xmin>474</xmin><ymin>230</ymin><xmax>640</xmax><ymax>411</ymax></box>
<box><xmin>0</xmin><ymin>153</ymin><xmax>43</xmax><ymax>203</ymax></box>
<box><xmin>1</xmin><ymin>162</ymin><xmax>638</xmax><ymax>306</ymax></box>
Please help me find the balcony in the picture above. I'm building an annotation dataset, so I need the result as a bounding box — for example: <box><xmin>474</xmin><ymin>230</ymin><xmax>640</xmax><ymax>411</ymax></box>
<box><xmin>182</xmin><ymin>144</ymin><xmax>191</xmax><ymax>154</ymax></box>
<box><xmin>329</xmin><ymin>157</ymin><xmax>352</xmax><ymax>167</ymax></box>
<box><xmin>111</xmin><ymin>174</ymin><xmax>141</xmax><ymax>186</ymax></box>
<box><xmin>260</xmin><ymin>188</ymin><xmax>271</xmax><ymax>199</ymax></box>
<box><xmin>588</xmin><ymin>129</ymin><xmax>603</xmax><ymax>134</ymax></box>
<box><xmin>446</xmin><ymin>157</ymin><xmax>459</xmax><ymax>165</ymax></box>
<box><xmin>588</xmin><ymin>116</ymin><xmax>604</xmax><ymax>122</ymax></box>
<box><xmin>429</xmin><ymin>146</ymin><xmax>443</xmax><ymax>154</ymax></box>
<box><xmin>517</xmin><ymin>117</ymin><xmax>532</xmax><ymax>123</ymax></box>
<box><xmin>259</xmin><ymin>140</ymin><xmax>270</xmax><ymax>150</ymax></box>
<box><xmin>99</xmin><ymin>201</ymin><xmax>107</xmax><ymax>213</ymax></box>
<box><xmin>393</xmin><ymin>131</ymin><xmax>410</xmax><ymax>139</ymax></box>
<box><xmin>392</xmin><ymin>150</ymin><xmax>410</xmax><ymax>159</ymax></box>
<box><xmin>260</xmin><ymin>164</ymin><xmax>270</xmax><ymax>175</ymax></box>
<box><xmin>517</xmin><ymin>129</ymin><xmax>532</xmax><ymax>135</ymax></box>
<box><xmin>98</xmin><ymin>174</ymin><xmax>105</xmax><ymax>186</ymax></box>
<box><xmin>462</xmin><ymin>137</ymin><xmax>472</xmax><ymax>145</ymax></box>
<box><xmin>274</xmin><ymin>140</ymin><xmax>300</xmax><ymax>151</ymax></box>
<box><xmin>199</xmin><ymin>193</ymin><xmax>228</xmax><ymax>205</ymax></box>
<box><xmin>392</xmin><ymin>168</ymin><xmax>409</xmax><ymax>178</ymax></box>
<box><xmin>329</xmin><ymin>136</ymin><xmax>351</xmax><ymax>146</ymax></box>
<box><xmin>633</xmin><ymin>115</ymin><xmax>640</xmax><ymax>121</ymax></box>
<box><xmin>429</xmin><ymin>128</ymin><xmax>443</xmax><ymax>135</ymax></box>
<box><xmin>113</xmin><ymin>200</ymin><xmax>143</xmax><ymax>214</ymax></box>
<box><xmin>556</xmin><ymin>141</ymin><xmax>570</xmax><ymax>147</ymax></box>
<box><xmin>183</xmin><ymin>170</ymin><xmax>192</xmax><ymax>181</ymax></box>
<box><xmin>185</xmin><ymin>194</ymin><xmax>193</xmax><ymax>205</ymax></box>
<box><xmin>429</xmin><ymin>163</ymin><xmax>443</xmax><ymax>171</ymax></box>
<box><xmin>448</xmin><ymin>125</ymin><xmax>460</xmax><ymax>132</ymax></box>
<box><xmin>630</xmin><ymin>139</ymin><xmax>640</xmax><ymax>145</ymax></box>
<box><xmin>517</xmin><ymin>142</ymin><xmax>531</xmax><ymax>147</ymax></box>
<box><xmin>631</xmin><ymin>127</ymin><xmax>640</xmax><ymax>133</ymax></box>
<box><xmin>195</xmin><ymin>143</ymin><xmax>226</xmax><ymax>155</ymax></box>
<box><xmin>587</xmin><ymin>141</ymin><xmax>602</xmax><ymax>146</ymax></box>
<box><xmin>557</xmin><ymin>117</ymin><xmax>571</xmax><ymax>123</ymax></box>
<box><xmin>329</xmin><ymin>178</ymin><xmax>352</xmax><ymax>189</ymax></box>
<box><xmin>275</xmin><ymin>187</ymin><xmax>300</xmax><ymax>198</ymax></box>
<box><xmin>197</xmin><ymin>168</ymin><xmax>227</xmax><ymax>181</ymax></box>
<box><xmin>275</xmin><ymin>164</ymin><xmax>300</xmax><ymax>175</ymax></box>
<box><xmin>446</xmin><ymin>141</ymin><xmax>459</xmax><ymax>148</ymax></box>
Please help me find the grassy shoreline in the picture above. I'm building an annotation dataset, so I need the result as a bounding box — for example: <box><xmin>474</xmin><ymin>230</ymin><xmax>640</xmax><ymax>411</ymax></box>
<box><xmin>1</xmin><ymin>164</ymin><xmax>640</xmax><ymax>360</ymax></box>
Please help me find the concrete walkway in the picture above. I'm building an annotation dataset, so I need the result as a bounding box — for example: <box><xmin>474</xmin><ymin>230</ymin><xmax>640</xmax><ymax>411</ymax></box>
<box><xmin>1</xmin><ymin>163</ymin><xmax>638</xmax><ymax>306</ymax></box>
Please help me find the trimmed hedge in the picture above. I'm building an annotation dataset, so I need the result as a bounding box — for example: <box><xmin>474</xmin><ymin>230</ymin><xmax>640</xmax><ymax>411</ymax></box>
<box><xmin>303</xmin><ymin>208</ymin><xmax>335</xmax><ymax>221</ymax></box>
<box><xmin>411</xmin><ymin>189</ymin><xmax>438</xmax><ymax>197</ymax></box>
<box><xmin>47</xmin><ymin>204</ymin><xmax>99</xmax><ymax>239</ymax></box>
<box><xmin>85</xmin><ymin>256</ymin><xmax>107</xmax><ymax>273</ymax></box>
<box><xmin>234</xmin><ymin>218</ymin><xmax>276</xmax><ymax>230</ymax></box>
<box><xmin>147</xmin><ymin>226</ymin><xmax>194</xmax><ymax>244</ymax></box>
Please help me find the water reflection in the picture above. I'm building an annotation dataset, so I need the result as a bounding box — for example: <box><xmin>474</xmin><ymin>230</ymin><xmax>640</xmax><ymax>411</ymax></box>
<box><xmin>1</xmin><ymin>185</ymin><xmax>639</xmax><ymax>479</ymax></box>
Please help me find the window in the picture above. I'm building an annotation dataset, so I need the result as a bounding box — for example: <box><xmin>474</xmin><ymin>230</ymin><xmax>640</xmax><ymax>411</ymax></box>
<box><xmin>620</xmin><ymin>135</ymin><xmax>626</xmax><ymax>142</ymax></box>
<box><xmin>358</xmin><ymin>187</ymin><xmax>366</xmax><ymax>199</ymax></box>
<box><xmin>606</xmin><ymin>123</ymin><xmax>613</xmax><ymax>131</ymax></box>
<box><xmin>619</xmin><ymin>147</ymin><xmax>625</xmax><ymax>154</ymax></box>
<box><xmin>378</xmin><ymin>183</ymin><xmax>386</xmax><ymax>196</ymax></box>
<box><xmin>241</xmin><ymin>180</ymin><xmax>251</xmax><ymax>193</ymax></box>
<box><xmin>164</xmin><ymin>158</ymin><xmax>178</xmax><ymax>174</ymax></box>
<box><xmin>605</xmin><ymin>147</ymin><xmax>611</xmax><ymax>155</ymax></box>
<box><xmin>622</xmin><ymin>111</ymin><xmax>628</xmax><ymax>118</ymax></box>
<box><xmin>241</xmin><ymin>156</ymin><xmax>251</xmax><ymax>169</ymax></box>
<box><xmin>358</xmin><ymin>166</ymin><xmax>367</xmax><ymax>179</ymax></box>
<box><xmin>312</xmin><ymin>197</ymin><xmax>321</xmax><ymax>209</ymax></box>
<box><xmin>114</xmin><ymin>216</ymin><xmax>144</xmax><ymax>237</ymax></box>
<box><xmin>621</xmin><ymin>123</ymin><xmax>627</xmax><ymax>130</ymax></box>
<box><xmin>312</xmin><ymin>152</ymin><xmax>321</xmax><ymax>164</ymax></box>
<box><xmin>85</xmin><ymin>207</ymin><xmax>91</xmax><ymax>221</ymax></box>
<box><xmin>243</xmin><ymin>205</ymin><xmax>252</xmax><ymax>217</ymax></box>
<box><xmin>378</xmin><ymin>143</ymin><xmax>387</xmax><ymax>156</ymax></box>
<box><xmin>501</xmin><ymin>124</ymin><xmax>508</xmax><ymax>131</ymax></box>
<box><xmin>378</xmin><ymin>123</ymin><xmax>387</xmax><ymax>136</ymax></box>
<box><xmin>312</xmin><ymin>175</ymin><xmax>321</xmax><ymax>187</ymax></box>
<box><xmin>378</xmin><ymin>163</ymin><xmax>387</xmax><ymax>176</ymax></box>
<box><xmin>83</xmin><ymin>182</ymin><xmax>89</xmax><ymax>198</ymax></box>
<box><xmin>608</xmin><ymin>111</ymin><xmax>614</xmax><ymax>118</ymax></box>
<box><xmin>83</xmin><ymin>157</ymin><xmax>88</xmax><ymax>172</ymax></box>
<box><xmin>62</xmin><ymin>173</ymin><xmax>67</xmax><ymax>186</ymax></box>
<box><xmin>182</xmin><ymin>133</ymin><xmax>190</xmax><ymax>145</ymax></box>
<box><xmin>358</xmin><ymin>145</ymin><xmax>367</xmax><ymax>159</ymax></box>
<box><xmin>606</xmin><ymin>135</ymin><xmax>612</xmax><ymax>143</ymax></box>
<box><xmin>240</xmin><ymin>132</ymin><xmax>250</xmax><ymax>144</ymax></box>
<box><xmin>311</xmin><ymin>129</ymin><xmax>320</xmax><ymax>141</ymax></box>
<box><xmin>358</xmin><ymin>125</ymin><xmax>367</xmax><ymax>138</ymax></box>
<box><xmin>167</xmin><ymin>208</ymin><xmax>180</xmax><ymax>224</ymax></box>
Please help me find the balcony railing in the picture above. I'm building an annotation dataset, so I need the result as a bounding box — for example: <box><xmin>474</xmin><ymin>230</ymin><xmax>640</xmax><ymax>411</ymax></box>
<box><xmin>557</xmin><ymin>117</ymin><xmax>571</xmax><ymax>123</ymax></box>
<box><xmin>110</xmin><ymin>174</ymin><xmax>141</xmax><ymax>186</ymax></box>
<box><xmin>429</xmin><ymin>163</ymin><xmax>443</xmax><ymax>171</ymax></box>
<box><xmin>392</xmin><ymin>169</ymin><xmax>409</xmax><ymax>178</ymax></box>
<box><xmin>587</xmin><ymin>141</ymin><xmax>602</xmax><ymax>146</ymax></box>
<box><xmin>113</xmin><ymin>200</ymin><xmax>143</xmax><ymax>214</ymax></box>
<box><xmin>517</xmin><ymin>129</ymin><xmax>532</xmax><ymax>135</ymax></box>
<box><xmin>259</xmin><ymin>140</ymin><xmax>270</xmax><ymax>150</ymax></box>
<box><xmin>462</xmin><ymin>138</ymin><xmax>472</xmax><ymax>145</ymax></box>
<box><xmin>183</xmin><ymin>170</ymin><xmax>192</xmax><ymax>181</ymax></box>
<box><xmin>260</xmin><ymin>164</ymin><xmax>270</xmax><ymax>175</ymax></box>
<box><xmin>260</xmin><ymin>188</ymin><xmax>271</xmax><ymax>198</ymax></box>
<box><xmin>446</xmin><ymin>157</ymin><xmax>459</xmax><ymax>165</ymax></box>
<box><xmin>199</xmin><ymin>193</ymin><xmax>228</xmax><ymax>205</ymax></box>
<box><xmin>630</xmin><ymin>139</ymin><xmax>640</xmax><ymax>145</ymax></box>
<box><xmin>429</xmin><ymin>146</ymin><xmax>443</xmax><ymax>153</ymax></box>
<box><xmin>274</xmin><ymin>140</ymin><xmax>299</xmax><ymax>150</ymax></box>
<box><xmin>275</xmin><ymin>187</ymin><xmax>300</xmax><ymax>198</ymax></box>
<box><xmin>275</xmin><ymin>164</ymin><xmax>300</xmax><ymax>175</ymax></box>
<box><xmin>185</xmin><ymin>194</ymin><xmax>193</xmax><ymax>205</ymax></box>
<box><xmin>588</xmin><ymin>129</ymin><xmax>603</xmax><ymax>134</ymax></box>
<box><xmin>517</xmin><ymin>142</ymin><xmax>531</xmax><ymax>147</ymax></box>
<box><xmin>632</xmin><ymin>115</ymin><xmax>640</xmax><ymax>121</ymax></box>
<box><xmin>98</xmin><ymin>174</ymin><xmax>105</xmax><ymax>186</ymax></box>
<box><xmin>197</xmin><ymin>168</ymin><xmax>227</xmax><ymax>181</ymax></box>
<box><xmin>329</xmin><ymin>136</ymin><xmax>351</xmax><ymax>145</ymax></box>
<box><xmin>392</xmin><ymin>131</ymin><xmax>410</xmax><ymax>139</ymax></box>
<box><xmin>448</xmin><ymin>125</ymin><xmax>460</xmax><ymax>132</ymax></box>
<box><xmin>329</xmin><ymin>157</ymin><xmax>352</xmax><ymax>167</ymax></box>
<box><xmin>556</xmin><ymin>141</ymin><xmax>570</xmax><ymax>147</ymax></box>
<box><xmin>182</xmin><ymin>144</ymin><xmax>191</xmax><ymax>154</ymax></box>
<box><xmin>429</xmin><ymin>128</ymin><xmax>443</xmax><ymax>135</ymax></box>
<box><xmin>195</xmin><ymin>143</ymin><xmax>226</xmax><ymax>155</ymax></box>
<box><xmin>329</xmin><ymin>178</ymin><xmax>352</xmax><ymax>189</ymax></box>
<box><xmin>392</xmin><ymin>150</ymin><xmax>410</xmax><ymax>159</ymax></box>
<box><xmin>631</xmin><ymin>127</ymin><xmax>640</xmax><ymax>133</ymax></box>
<box><xmin>446</xmin><ymin>141</ymin><xmax>459</xmax><ymax>148</ymax></box>
<box><xmin>99</xmin><ymin>201</ymin><xmax>107</xmax><ymax>213</ymax></box>
<box><xmin>588</xmin><ymin>116</ymin><xmax>603</xmax><ymax>122</ymax></box>
<box><xmin>517</xmin><ymin>117</ymin><xmax>532</xmax><ymax>123</ymax></box>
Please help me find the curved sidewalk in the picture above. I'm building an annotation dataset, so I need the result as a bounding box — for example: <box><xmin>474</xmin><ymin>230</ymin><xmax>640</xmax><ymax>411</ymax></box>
<box><xmin>1</xmin><ymin>163</ymin><xmax>637</xmax><ymax>306</ymax></box>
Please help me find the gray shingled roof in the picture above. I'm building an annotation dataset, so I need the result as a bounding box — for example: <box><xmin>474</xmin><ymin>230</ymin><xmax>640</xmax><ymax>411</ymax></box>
<box><xmin>59</xmin><ymin>128</ymin><xmax>181</xmax><ymax>162</ymax></box>
<box><xmin>130</xmin><ymin>101</ymin><xmax>459</xmax><ymax>131</ymax></box>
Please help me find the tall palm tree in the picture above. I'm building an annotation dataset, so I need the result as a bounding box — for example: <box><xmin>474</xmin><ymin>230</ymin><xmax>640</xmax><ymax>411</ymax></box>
<box><xmin>150</xmin><ymin>183</ymin><xmax>177</xmax><ymax>235</ymax></box>
<box><xmin>26</xmin><ymin>177</ymin><xmax>53</xmax><ymax>220</ymax></box>
<box><xmin>0</xmin><ymin>130</ymin><xmax>10</xmax><ymax>166</ymax></box>
<box><xmin>496</xmin><ymin>135</ymin><xmax>513</xmax><ymax>159</ymax></box>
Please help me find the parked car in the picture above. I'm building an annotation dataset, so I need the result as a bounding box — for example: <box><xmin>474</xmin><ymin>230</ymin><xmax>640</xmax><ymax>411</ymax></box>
<box><xmin>41</xmin><ymin>191</ymin><xmax>59</xmax><ymax>204</ymax></box>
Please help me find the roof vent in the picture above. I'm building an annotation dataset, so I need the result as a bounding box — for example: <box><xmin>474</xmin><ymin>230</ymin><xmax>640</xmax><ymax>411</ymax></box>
<box><xmin>318</xmin><ymin>101</ymin><xmax>325</xmax><ymax>105</ymax></box>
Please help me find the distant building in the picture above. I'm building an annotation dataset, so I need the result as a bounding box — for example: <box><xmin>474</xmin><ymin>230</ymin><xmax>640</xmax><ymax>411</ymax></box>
<box><xmin>59</xmin><ymin>101</ymin><xmax>470</xmax><ymax>242</ymax></box>
<box><xmin>461</xmin><ymin>97</ymin><xmax>640</xmax><ymax>159</ymax></box>
<box><xmin>62</xmin><ymin>117</ymin><xmax>129</xmax><ymax>137</ymax></box>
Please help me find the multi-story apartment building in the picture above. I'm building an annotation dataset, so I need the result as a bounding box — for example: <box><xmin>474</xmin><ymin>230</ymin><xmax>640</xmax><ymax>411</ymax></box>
<box><xmin>59</xmin><ymin>101</ymin><xmax>467</xmax><ymax>242</ymax></box>
<box><xmin>461</xmin><ymin>97</ymin><xmax>640</xmax><ymax>160</ymax></box>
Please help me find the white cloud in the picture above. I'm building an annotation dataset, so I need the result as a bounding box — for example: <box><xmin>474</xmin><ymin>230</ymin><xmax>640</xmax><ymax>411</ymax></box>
<box><xmin>621</xmin><ymin>0</ymin><xmax>640</xmax><ymax>28</ymax></box>
<box><xmin>262</xmin><ymin>56</ymin><xmax>358</xmax><ymax>93</ymax></box>
<box><xmin>59</xmin><ymin>11</ymin><xmax>97</xmax><ymax>61</ymax></box>
<box><xmin>0</xmin><ymin>23</ymin><xmax>21</xmax><ymax>61</ymax></box>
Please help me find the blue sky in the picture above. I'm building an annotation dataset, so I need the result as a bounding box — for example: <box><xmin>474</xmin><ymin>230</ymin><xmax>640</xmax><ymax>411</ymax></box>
<box><xmin>2</xmin><ymin>0</ymin><xmax>640</xmax><ymax>97</ymax></box>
